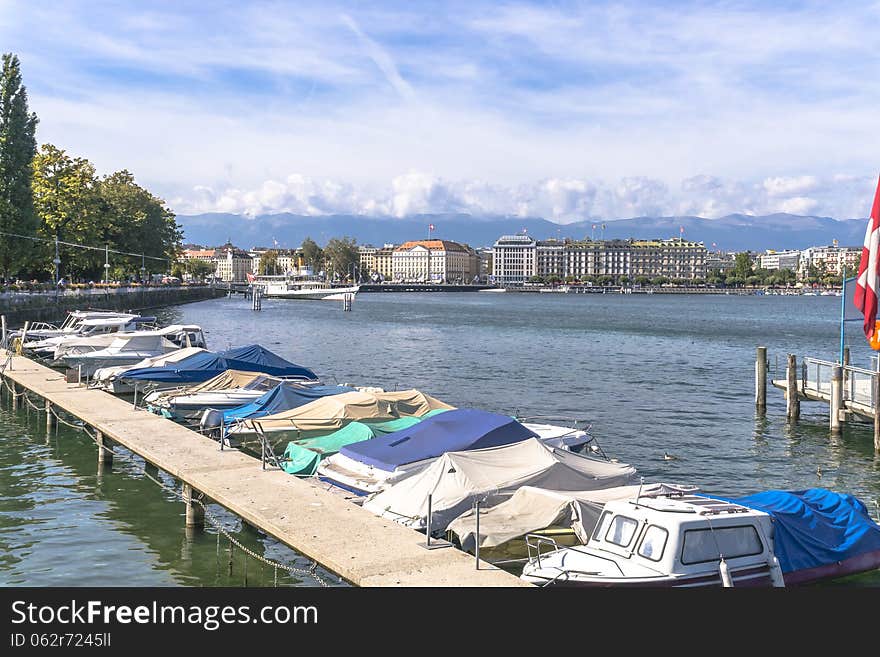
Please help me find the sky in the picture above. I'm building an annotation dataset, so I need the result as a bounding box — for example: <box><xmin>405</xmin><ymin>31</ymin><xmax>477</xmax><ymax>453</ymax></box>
<box><xmin>3</xmin><ymin>0</ymin><xmax>880</xmax><ymax>223</ymax></box>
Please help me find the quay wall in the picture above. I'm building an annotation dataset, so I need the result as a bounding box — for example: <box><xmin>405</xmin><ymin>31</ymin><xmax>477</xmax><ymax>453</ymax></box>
<box><xmin>0</xmin><ymin>285</ymin><xmax>226</xmax><ymax>326</ymax></box>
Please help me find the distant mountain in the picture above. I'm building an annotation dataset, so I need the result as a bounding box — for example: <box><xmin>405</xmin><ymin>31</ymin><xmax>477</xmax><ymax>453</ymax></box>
<box><xmin>175</xmin><ymin>211</ymin><xmax>869</xmax><ymax>252</ymax></box>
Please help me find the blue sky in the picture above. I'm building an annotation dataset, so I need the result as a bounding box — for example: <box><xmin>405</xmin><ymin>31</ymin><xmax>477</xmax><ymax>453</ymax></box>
<box><xmin>3</xmin><ymin>0</ymin><xmax>879</xmax><ymax>221</ymax></box>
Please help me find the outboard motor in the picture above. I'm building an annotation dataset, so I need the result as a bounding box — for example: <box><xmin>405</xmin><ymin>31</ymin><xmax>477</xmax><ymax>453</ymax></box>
<box><xmin>200</xmin><ymin>407</ymin><xmax>224</xmax><ymax>432</ymax></box>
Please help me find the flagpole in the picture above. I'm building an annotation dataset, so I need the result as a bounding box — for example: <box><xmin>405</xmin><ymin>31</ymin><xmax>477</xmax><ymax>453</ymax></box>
<box><xmin>841</xmin><ymin>271</ymin><xmax>847</xmax><ymax>365</ymax></box>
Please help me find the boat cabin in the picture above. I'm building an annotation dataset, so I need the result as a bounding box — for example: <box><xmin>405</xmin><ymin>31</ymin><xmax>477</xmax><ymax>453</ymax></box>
<box><xmin>522</xmin><ymin>493</ymin><xmax>782</xmax><ymax>587</ymax></box>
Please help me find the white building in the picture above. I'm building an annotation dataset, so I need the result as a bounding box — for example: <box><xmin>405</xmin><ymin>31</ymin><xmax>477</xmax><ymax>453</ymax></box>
<box><xmin>492</xmin><ymin>235</ymin><xmax>537</xmax><ymax>285</ymax></box>
<box><xmin>391</xmin><ymin>240</ymin><xmax>478</xmax><ymax>283</ymax></box>
<box><xmin>759</xmin><ymin>250</ymin><xmax>801</xmax><ymax>271</ymax></box>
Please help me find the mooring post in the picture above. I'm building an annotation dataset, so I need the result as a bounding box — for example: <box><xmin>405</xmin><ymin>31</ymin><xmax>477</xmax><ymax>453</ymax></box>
<box><xmin>874</xmin><ymin>374</ymin><xmax>880</xmax><ymax>453</ymax></box>
<box><xmin>11</xmin><ymin>381</ymin><xmax>17</xmax><ymax>410</ymax></box>
<box><xmin>182</xmin><ymin>483</ymin><xmax>205</xmax><ymax>529</ymax></box>
<box><xmin>1</xmin><ymin>314</ymin><xmax>6</xmax><ymax>347</ymax></box>
<box><xmin>786</xmin><ymin>354</ymin><xmax>800</xmax><ymax>421</ymax></box>
<box><xmin>474</xmin><ymin>499</ymin><xmax>481</xmax><ymax>570</ymax></box>
<box><xmin>45</xmin><ymin>399</ymin><xmax>53</xmax><ymax>431</ymax></box>
<box><xmin>96</xmin><ymin>430</ymin><xmax>113</xmax><ymax>467</ymax></box>
<box><xmin>830</xmin><ymin>365</ymin><xmax>843</xmax><ymax>433</ymax></box>
<box><xmin>755</xmin><ymin>346</ymin><xmax>767</xmax><ymax>413</ymax></box>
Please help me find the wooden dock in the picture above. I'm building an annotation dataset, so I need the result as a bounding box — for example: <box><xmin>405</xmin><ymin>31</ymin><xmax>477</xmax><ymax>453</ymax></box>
<box><xmin>757</xmin><ymin>346</ymin><xmax>880</xmax><ymax>451</ymax></box>
<box><xmin>0</xmin><ymin>351</ymin><xmax>529</xmax><ymax>587</ymax></box>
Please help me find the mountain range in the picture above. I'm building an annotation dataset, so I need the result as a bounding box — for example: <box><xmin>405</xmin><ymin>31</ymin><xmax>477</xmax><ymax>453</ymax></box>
<box><xmin>175</xmin><ymin>212</ymin><xmax>870</xmax><ymax>252</ymax></box>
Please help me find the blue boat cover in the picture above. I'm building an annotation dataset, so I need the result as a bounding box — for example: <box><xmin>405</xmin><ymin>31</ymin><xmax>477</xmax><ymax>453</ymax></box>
<box><xmin>119</xmin><ymin>344</ymin><xmax>317</xmax><ymax>384</ymax></box>
<box><xmin>220</xmin><ymin>382</ymin><xmax>354</xmax><ymax>424</ymax></box>
<box><xmin>339</xmin><ymin>408</ymin><xmax>538</xmax><ymax>472</ymax></box>
<box><xmin>710</xmin><ymin>488</ymin><xmax>880</xmax><ymax>574</ymax></box>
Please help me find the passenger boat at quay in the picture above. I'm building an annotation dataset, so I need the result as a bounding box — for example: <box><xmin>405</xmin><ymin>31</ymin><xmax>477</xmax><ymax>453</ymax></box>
<box><xmin>251</xmin><ymin>274</ymin><xmax>360</xmax><ymax>300</ymax></box>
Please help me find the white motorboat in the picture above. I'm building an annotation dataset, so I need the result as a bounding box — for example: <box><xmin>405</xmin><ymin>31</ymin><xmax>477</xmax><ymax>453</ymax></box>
<box><xmin>144</xmin><ymin>370</ymin><xmax>289</xmax><ymax>421</ymax></box>
<box><xmin>6</xmin><ymin>310</ymin><xmax>140</xmax><ymax>346</ymax></box>
<box><xmin>519</xmin><ymin>488</ymin><xmax>880</xmax><ymax>588</ymax></box>
<box><xmin>59</xmin><ymin>325</ymin><xmax>207</xmax><ymax>377</ymax></box>
<box><xmin>91</xmin><ymin>347</ymin><xmax>209</xmax><ymax>393</ymax></box>
<box><xmin>257</xmin><ymin>277</ymin><xmax>360</xmax><ymax>300</ymax></box>
<box><xmin>24</xmin><ymin>315</ymin><xmax>157</xmax><ymax>358</ymax></box>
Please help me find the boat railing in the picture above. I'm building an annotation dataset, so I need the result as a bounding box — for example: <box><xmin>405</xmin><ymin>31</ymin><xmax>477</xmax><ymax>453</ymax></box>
<box><xmin>525</xmin><ymin>533</ymin><xmax>561</xmax><ymax>569</ymax></box>
<box><xmin>802</xmin><ymin>357</ymin><xmax>880</xmax><ymax>408</ymax></box>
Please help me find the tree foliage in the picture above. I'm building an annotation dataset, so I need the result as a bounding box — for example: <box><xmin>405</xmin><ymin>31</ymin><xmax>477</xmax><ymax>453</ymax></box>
<box><xmin>733</xmin><ymin>252</ymin><xmax>754</xmax><ymax>279</ymax></box>
<box><xmin>258</xmin><ymin>249</ymin><xmax>279</xmax><ymax>275</ymax></box>
<box><xmin>323</xmin><ymin>236</ymin><xmax>359</xmax><ymax>281</ymax></box>
<box><xmin>299</xmin><ymin>236</ymin><xmax>323</xmax><ymax>273</ymax></box>
<box><xmin>0</xmin><ymin>53</ymin><xmax>38</xmax><ymax>278</ymax></box>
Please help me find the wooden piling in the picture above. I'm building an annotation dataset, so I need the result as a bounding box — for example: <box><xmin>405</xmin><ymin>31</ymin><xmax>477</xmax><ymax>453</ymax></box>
<box><xmin>183</xmin><ymin>483</ymin><xmax>205</xmax><ymax>529</ymax></box>
<box><xmin>96</xmin><ymin>430</ymin><xmax>113</xmax><ymax>467</ymax></box>
<box><xmin>755</xmin><ymin>346</ymin><xmax>767</xmax><ymax>412</ymax></box>
<box><xmin>786</xmin><ymin>354</ymin><xmax>800</xmax><ymax>421</ymax></box>
<box><xmin>830</xmin><ymin>365</ymin><xmax>842</xmax><ymax>433</ymax></box>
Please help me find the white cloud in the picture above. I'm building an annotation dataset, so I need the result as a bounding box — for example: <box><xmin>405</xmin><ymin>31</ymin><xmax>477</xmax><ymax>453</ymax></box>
<box><xmin>763</xmin><ymin>176</ymin><xmax>819</xmax><ymax>197</ymax></box>
<box><xmin>171</xmin><ymin>171</ymin><xmax>872</xmax><ymax>222</ymax></box>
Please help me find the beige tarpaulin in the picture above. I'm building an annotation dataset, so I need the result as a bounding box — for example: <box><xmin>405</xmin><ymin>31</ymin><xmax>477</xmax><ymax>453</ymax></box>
<box><xmin>448</xmin><ymin>482</ymin><xmax>699</xmax><ymax>552</ymax></box>
<box><xmin>184</xmin><ymin>369</ymin><xmax>277</xmax><ymax>393</ymax></box>
<box><xmin>236</xmin><ymin>389</ymin><xmax>454</xmax><ymax>433</ymax></box>
<box><xmin>362</xmin><ymin>438</ymin><xmax>639</xmax><ymax>531</ymax></box>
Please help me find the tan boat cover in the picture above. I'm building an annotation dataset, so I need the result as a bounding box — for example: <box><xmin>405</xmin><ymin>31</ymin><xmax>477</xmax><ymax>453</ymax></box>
<box><xmin>362</xmin><ymin>438</ymin><xmax>639</xmax><ymax>531</ymax></box>
<box><xmin>448</xmin><ymin>482</ymin><xmax>698</xmax><ymax>552</ymax></box>
<box><xmin>184</xmin><ymin>369</ymin><xmax>276</xmax><ymax>393</ymax></box>
<box><xmin>241</xmin><ymin>389</ymin><xmax>454</xmax><ymax>433</ymax></box>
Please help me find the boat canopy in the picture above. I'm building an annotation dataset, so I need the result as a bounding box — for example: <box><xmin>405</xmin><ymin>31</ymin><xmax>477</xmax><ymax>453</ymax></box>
<box><xmin>717</xmin><ymin>488</ymin><xmax>880</xmax><ymax>575</ymax></box>
<box><xmin>361</xmin><ymin>437</ymin><xmax>640</xmax><ymax>530</ymax></box>
<box><xmin>448</xmin><ymin>482</ymin><xmax>696</xmax><ymax>552</ymax></box>
<box><xmin>93</xmin><ymin>347</ymin><xmax>207</xmax><ymax>383</ymax></box>
<box><xmin>340</xmin><ymin>408</ymin><xmax>538</xmax><ymax>473</ymax></box>
<box><xmin>237</xmin><ymin>389</ymin><xmax>454</xmax><ymax>434</ymax></box>
<box><xmin>279</xmin><ymin>412</ymin><xmax>452</xmax><ymax>477</ymax></box>
<box><xmin>219</xmin><ymin>382</ymin><xmax>356</xmax><ymax>425</ymax></box>
<box><xmin>118</xmin><ymin>344</ymin><xmax>317</xmax><ymax>384</ymax></box>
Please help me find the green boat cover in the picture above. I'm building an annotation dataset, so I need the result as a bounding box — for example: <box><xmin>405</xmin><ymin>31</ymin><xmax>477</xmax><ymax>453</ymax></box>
<box><xmin>281</xmin><ymin>422</ymin><xmax>375</xmax><ymax>476</ymax></box>
<box><xmin>280</xmin><ymin>408</ymin><xmax>452</xmax><ymax>476</ymax></box>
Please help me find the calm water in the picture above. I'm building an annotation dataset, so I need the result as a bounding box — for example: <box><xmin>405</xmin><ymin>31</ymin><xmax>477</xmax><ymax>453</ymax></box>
<box><xmin>2</xmin><ymin>291</ymin><xmax>880</xmax><ymax>586</ymax></box>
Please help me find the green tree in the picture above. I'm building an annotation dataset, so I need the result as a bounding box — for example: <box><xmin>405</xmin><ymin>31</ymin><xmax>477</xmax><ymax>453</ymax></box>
<box><xmin>0</xmin><ymin>53</ymin><xmax>39</xmax><ymax>279</ymax></box>
<box><xmin>634</xmin><ymin>275</ymin><xmax>649</xmax><ymax>286</ymax></box>
<box><xmin>32</xmin><ymin>144</ymin><xmax>105</xmax><ymax>279</ymax></box>
<box><xmin>734</xmin><ymin>252</ymin><xmax>753</xmax><ymax>279</ymax></box>
<box><xmin>528</xmin><ymin>275</ymin><xmax>546</xmax><ymax>284</ymax></box>
<box><xmin>258</xmin><ymin>249</ymin><xmax>279</xmax><ymax>275</ymax></box>
<box><xmin>323</xmin><ymin>236</ymin><xmax>359</xmax><ymax>281</ymax></box>
<box><xmin>300</xmin><ymin>236</ymin><xmax>323</xmax><ymax>273</ymax></box>
<box><xmin>98</xmin><ymin>170</ymin><xmax>182</xmax><ymax>278</ymax></box>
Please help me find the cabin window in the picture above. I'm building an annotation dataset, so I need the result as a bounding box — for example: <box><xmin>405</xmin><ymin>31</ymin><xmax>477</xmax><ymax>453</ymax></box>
<box><xmin>681</xmin><ymin>525</ymin><xmax>763</xmax><ymax>565</ymax></box>
<box><xmin>592</xmin><ymin>510</ymin><xmax>613</xmax><ymax>542</ymax></box>
<box><xmin>638</xmin><ymin>525</ymin><xmax>668</xmax><ymax>561</ymax></box>
<box><xmin>604</xmin><ymin>515</ymin><xmax>638</xmax><ymax>547</ymax></box>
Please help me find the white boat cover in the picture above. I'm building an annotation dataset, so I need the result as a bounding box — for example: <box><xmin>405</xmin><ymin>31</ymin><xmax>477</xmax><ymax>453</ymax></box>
<box><xmin>361</xmin><ymin>438</ymin><xmax>639</xmax><ymax>531</ymax></box>
<box><xmin>93</xmin><ymin>347</ymin><xmax>207</xmax><ymax>384</ymax></box>
<box><xmin>180</xmin><ymin>369</ymin><xmax>278</xmax><ymax>393</ymax></box>
<box><xmin>235</xmin><ymin>389</ymin><xmax>454</xmax><ymax>434</ymax></box>
<box><xmin>448</xmin><ymin>482</ymin><xmax>698</xmax><ymax>552</ymax></box>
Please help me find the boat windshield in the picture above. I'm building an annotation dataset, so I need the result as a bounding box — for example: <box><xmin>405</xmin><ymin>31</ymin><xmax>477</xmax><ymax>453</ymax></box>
<box><xmin>680</xmin><ymin>525</ymin><xmax>763</xmax><ymax>565</ymax></box>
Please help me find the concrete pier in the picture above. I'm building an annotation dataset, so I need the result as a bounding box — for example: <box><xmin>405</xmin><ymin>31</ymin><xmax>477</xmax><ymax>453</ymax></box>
<box><xmin>0</xmin><ymin>352</ymin><xmax>528</xmax><ymax>587</ymax></box>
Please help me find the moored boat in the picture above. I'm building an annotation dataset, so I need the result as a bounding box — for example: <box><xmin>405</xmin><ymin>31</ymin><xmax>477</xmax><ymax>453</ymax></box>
<box><xmin>519</xmin><ymin>487</ymin><xmax>880</xmax><ymax>587</ymax></box>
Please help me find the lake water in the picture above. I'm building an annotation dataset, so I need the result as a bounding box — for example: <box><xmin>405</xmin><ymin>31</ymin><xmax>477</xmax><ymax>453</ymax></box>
<box><xmin>2</xmin><ymin>291</ymin><xmax>879</xmax><ymax>586</ymax></box>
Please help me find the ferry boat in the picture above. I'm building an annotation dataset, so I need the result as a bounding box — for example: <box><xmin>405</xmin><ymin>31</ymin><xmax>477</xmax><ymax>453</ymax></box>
<box><xmin>254</xmin><ymin>275</ymin><xmax>359</xmax><ymax>300</ymax></box>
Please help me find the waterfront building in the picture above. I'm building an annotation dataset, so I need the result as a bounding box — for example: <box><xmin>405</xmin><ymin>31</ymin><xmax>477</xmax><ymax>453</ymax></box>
<box><xmin>706</xmin><ymin>250</ymin><xmax>736</xmax><ymax>273</ymax></box>
<box><xmin>492</xmin><ymin>235</ymin><xmax>537</xmax><ymax>285</ymax></box>
<box><xmin>214</xmin><ymin>243</ymin><xmax>253</xmax><ymax>283</ymax></box>
<box><xmin>493</xmin><ymin>234</ymin><xmax>707</xmax><ymax>285</ymax></box>
<box><xmin>759</xmin><ymin>250</ymin><xmax>800</xmax><ymax>271</ymax></box>
<box><xmin>391</xmin><ymin>239</ymin><xmax>479</xmax><ymax>283</ymax></box>
<box><xmin>359</xmin><ymin>244</ymin><xmax>396</xmax><ymax>281</ymax></box>
<box><xmin>799</xmin><ymin>245</ymin><xmax>861</xmax><ymax>278</ymax></box>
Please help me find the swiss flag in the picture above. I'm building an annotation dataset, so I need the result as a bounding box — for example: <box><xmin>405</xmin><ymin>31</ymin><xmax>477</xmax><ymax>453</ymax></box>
<box><xmin>854</xmin><ymin>175</ymin><xmax>880</xmax><ymax>340</ymax></box>
<box><xmin>246</xmin><ymin>272</ymin><xmax>255</xmax><ymax>283</ymax></box>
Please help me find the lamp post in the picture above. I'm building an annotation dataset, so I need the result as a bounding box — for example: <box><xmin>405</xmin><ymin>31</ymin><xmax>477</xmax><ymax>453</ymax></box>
<box><xmin>53</xmin><ymin>236</ymin><xmax>61</xmax><ymax>286</ymax></box>
<box><xmin>103</xmin><ymin>244</ymin><xmax>110</xmax><ymax>283</ymax></box>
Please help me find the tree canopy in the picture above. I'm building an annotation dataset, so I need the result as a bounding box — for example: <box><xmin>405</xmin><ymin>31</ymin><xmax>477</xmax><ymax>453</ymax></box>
<box><xmin>0</xmin><ymin>53</ymin><xmax>38</xmax><ymax>279</ymax></box>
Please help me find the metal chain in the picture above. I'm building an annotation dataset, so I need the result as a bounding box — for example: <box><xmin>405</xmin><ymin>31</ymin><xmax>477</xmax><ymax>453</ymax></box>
<box><xmin>51</xmin><ymin>409</ymin><xmax>331</xmax><ymax>587</ymax></box>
